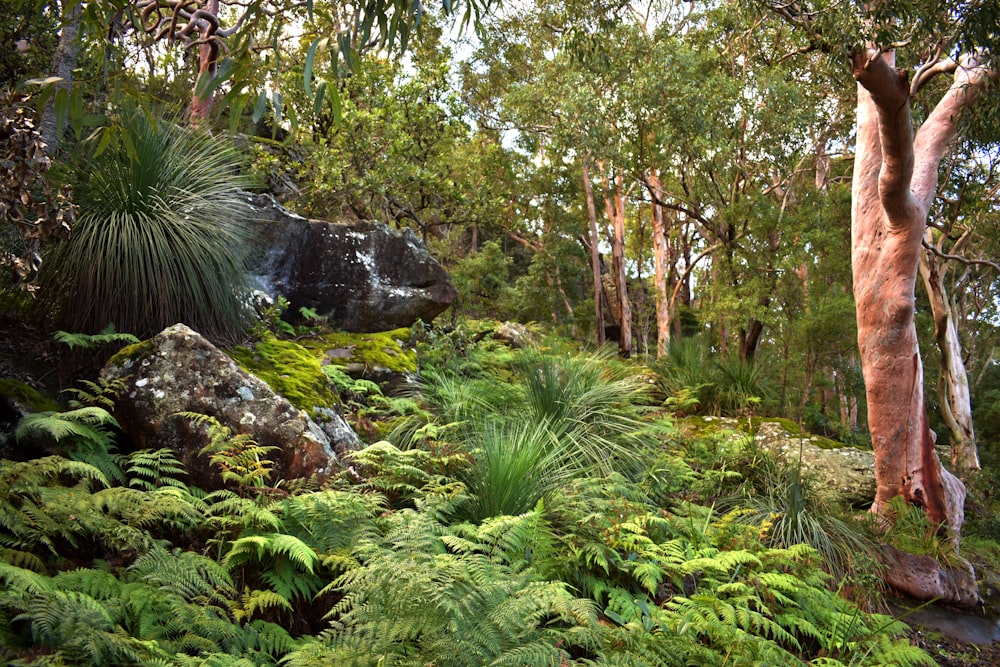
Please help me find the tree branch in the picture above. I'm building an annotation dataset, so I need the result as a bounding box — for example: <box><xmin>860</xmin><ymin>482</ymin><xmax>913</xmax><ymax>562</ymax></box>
<box><xmin>851</xmin><ymin>48</ymin><xmax>920</xmax><ymax>228</ymax></box>
<box><xmin>922</xmin><ymin>238</ymin><xmax>1000</xmax><ymax>273</ymax></box>
<box><xmin>912</xmin><ymin>52</ymin><xmax>996</xmax><ymax>212</ymax></box>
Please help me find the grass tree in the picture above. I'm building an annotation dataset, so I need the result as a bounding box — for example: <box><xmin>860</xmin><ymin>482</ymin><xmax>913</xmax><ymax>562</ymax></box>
<box><xmin>43</xmin><ymin>106</ymin><xmax>254</xmax><ymax>339</ymax></box>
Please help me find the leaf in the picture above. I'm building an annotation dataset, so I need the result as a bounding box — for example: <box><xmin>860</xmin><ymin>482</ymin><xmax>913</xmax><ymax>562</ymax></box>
<box><xmin>23</xmin><ymin>76</ymin><xmax>65</xmax><ymax>87</ymax></box>
<box><xmin>195</xmin><ymin>57</ymin><xmax>235</xmax><ymax>99</ymax></box>
<box><xmin>229</xmin><ymin>93</ymin><xmax>247</xmax><ymax>134</ymax></box>
<box><xmin>53</xmin><ymin>88</ymin><xmax>69</xmax><ymax>141</ymax></box>
<box><xmin>270</xmin><ymin>90</ymin><xmax>283</xmax><ymax>120</ymax></box>
<box><xmin>252</xmin><ymin>90</ymin><xmax>268</xmax><ymax>124</ymax></box>
<box><xmin>304</xmin><ymin>38</ymin><xmax>328</xmax><ymax>98</ymax></box>
<box><xmin>93</xmin><ymin>126</ymin><xmax>114</xmax><ymax>158</ymax></box>
<box><xmin>314</xmin><ymin>80</ymin><xmax>327</xmax><ymax>117</ymax></box>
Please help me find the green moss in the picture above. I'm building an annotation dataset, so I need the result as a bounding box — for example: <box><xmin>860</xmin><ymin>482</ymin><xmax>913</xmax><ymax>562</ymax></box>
<box><xmin>678</xmin><ymin>415</ymin><xmax>847</xmax><ymax>450</ymax></box>
<box><xmin>737</xmin><ymin>417</ymin><xmax>846</xmax><ymax>449</ymax></box>
<box><xmin>301</xmin><ymin>329</ymin><xmax>417</xmax><ymax>374</ymax></box>
<box><xmin>106</xmin><ymin>338</ymin><xmax>156</xmax><ymax>368</ymax></box>
<box><xmin>227</xmin><ymin>336</ymin><xmax>340</xmax><ymax>411</ymax></box>
<box><xmin>0</xmin><ymin>379</ymin><xmax>61</xmax><ymax>412</ymax></box>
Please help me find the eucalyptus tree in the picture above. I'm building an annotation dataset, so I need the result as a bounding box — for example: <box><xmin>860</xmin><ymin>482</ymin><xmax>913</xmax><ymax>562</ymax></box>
<box><xmin>918</xmin><ymin>151</ymin><xmax>1000</xmax><ymax>476</ymax></box>
<box><xmin>759</xmin><ymin>0</ymin><xmax>1000</xmax><ymax>605</ymax></box>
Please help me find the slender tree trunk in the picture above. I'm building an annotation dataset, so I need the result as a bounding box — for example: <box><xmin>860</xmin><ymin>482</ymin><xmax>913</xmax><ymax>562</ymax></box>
<box><xmin>40</xmin><ymin>2</ymin><xmax>82</xmax><ymax>154</ymax></box>
<box><xmin>646</xmin><ymin>170</ymin><xmax>672</xmax><ymax>358</ymax></box>
<box><xmin>553</xmin><ymin>265</ymin><xmax>577</xmax><ymax>338</ymax></box>
<box><xmin>188</xmin><ymin>0</ymin><xmax>221</xmax><ymax>124</ymax></box>
<box><xmin>604</xmin><ymin>172</ymin><xmax>632</xmax><ymax>357</ymax></box>
<box><xmin>851</xmin><ymin>49</ymin><xmax>989</xmax><ymax>607</ymax></box>
<box><xmin>919</xmin><ymin>237</ymin><xmax>980</xmax><ymax>475</ymax></box>
<box><xmin>581</xmin><ymin>158</ymin><xmax>606</xmax><ymax>346</ymax></box>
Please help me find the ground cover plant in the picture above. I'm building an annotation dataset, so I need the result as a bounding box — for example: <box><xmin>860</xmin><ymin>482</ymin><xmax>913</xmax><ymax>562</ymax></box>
<box><xmin>0</xmin><ymin>329</ymin><xmax>949</xmax><ymax>667</ymax></box>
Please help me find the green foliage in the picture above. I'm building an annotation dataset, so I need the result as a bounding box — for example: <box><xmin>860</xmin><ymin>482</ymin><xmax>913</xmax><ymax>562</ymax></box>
<box><xmin>51</xmin><ymin>325</ymin><xmax>139</xmax><ymax>350</ymax></box>
<box><xmin>878</xmin><ymin>496</ymin><xmax>961</xmax><ymax>566</ymax></box>
<box><xmin>654</xmin><ymin>337</ymin><xmax>777</xmax><ymax>417</ymax></box>
<box><xmin>0</xmin><ymin>331</ymin><xmax>940</xmax><ymax>667</ymax></box>
<box><xmin>16</xmin><ymin>405</ymin><xmax>118</xmax><ymax>451</ymax></box>
<box><xmin>41</xmin><ymin>105</ymin><xmax>254</xmax><ymax>339</ymax></box>
<box><xmin>316</xmin><ymin>505</ymin><xmax>599</xmax><ymax>666</ymax></box>
<box><xmin>407</xmin><ymin>349</ymin><xmax>656</xmax><ymax>521</ymax></box>
<box><xmin>182</xmin><ymin>412</ymin><xmax>277</xmax><ymax>491</ymax></box>
<box><xmin>450</xmin><ymin>240</ymin><xmax>518</xmax><ymax>319</ymax></box>
<box><xmin>727</xmin><ymin>462</ymin><xmax>878</xmax><ymax>584</ymax></box>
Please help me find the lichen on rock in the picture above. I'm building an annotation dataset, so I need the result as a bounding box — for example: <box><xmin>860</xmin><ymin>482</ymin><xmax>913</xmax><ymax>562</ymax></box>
<box><xmin>101</xmin><ymin>324</ymin><xmax>358</xmax><ymax>490</ymax></box>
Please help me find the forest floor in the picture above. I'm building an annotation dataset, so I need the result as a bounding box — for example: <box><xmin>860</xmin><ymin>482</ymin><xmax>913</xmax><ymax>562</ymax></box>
<box><xmin>1</xmin><ymin>314</ymin><xmax>999</xmax><ymax>665</ymax></box>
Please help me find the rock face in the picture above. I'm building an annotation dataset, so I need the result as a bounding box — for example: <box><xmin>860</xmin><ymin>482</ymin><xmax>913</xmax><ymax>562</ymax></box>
<box><xmin>247</xmin><ymin>193</ymin><xmax>457</xmax><ymax>332</ymax></box>
<box><xmin>702</xmin><ymin>417</ymin><xmax>876</xmax><ymax>507</ymax></box>
<box><xmin>493</xmin><ymin>322</ymin><xmax>539</xmax><ymax>349</ymax></box>
<box><xmin>749</xmin><ymin>420</ymin><xmax>876</xmax><ymax>507</ymax></box>
<box><xmin>101</xmin><ymin>324</ymin><xmax>358</xmax><ymax>490</ymax></box>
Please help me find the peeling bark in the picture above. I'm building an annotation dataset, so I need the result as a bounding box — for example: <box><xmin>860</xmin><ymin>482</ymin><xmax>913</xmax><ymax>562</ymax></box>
<box><xmin>851</xmin><ymin>48</ymin><xmax>992</xmax><ymax>603</ymax></box>
<box><xmin>646</xmin><ymin>170</ymin><xmax>672</xmax><ymax>358</ymax></box>
<box><xmin>603</xmin><ymin>171</ymin><xmax>632</xmax><ymax>357</ymax></box>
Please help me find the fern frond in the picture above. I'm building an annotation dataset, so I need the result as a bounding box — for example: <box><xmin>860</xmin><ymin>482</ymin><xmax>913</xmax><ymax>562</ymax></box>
<box><xmin>52</xmin><ymin>326</ymin><xmax>139</xmax><ymax>350</ymax></box>
<box><xmin>126</xmin><ymin>448</ymin><xmax>189</xmax><ymax>490</ymax></box>
<box><xmin>234</xmin><ymin>588</ymin><xmax>293</xmax><ymax>622</ymax></box>
<box><xmin>16</xmin><ymin>408</ymin><xmax>118</xmax><ymax>451</ymax></box>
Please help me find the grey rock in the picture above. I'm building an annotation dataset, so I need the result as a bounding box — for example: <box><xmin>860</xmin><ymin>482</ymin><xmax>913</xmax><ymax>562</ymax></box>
<box><xmin>751</xmin><ymin>421</ymin><xmax>876</xmax><ymax>506</ymax></box>
<box><xmin>494</xmin><ymin>321</ymin><xmax>539</xmax><ymax>349</ymax></box>
<box><xmin>246</xmin><ymin>193</ymin><xmax>457</xmax><ymax>332</ymax></box>
<box><xmin>101</xmin><ymin>324</ymin><xmax>357</xmax><ymax>490</ymax></box>
<box><xmin>714</xmin><ymin>418</ymin><xmax>876</xmax><ymax>507</ymax></box>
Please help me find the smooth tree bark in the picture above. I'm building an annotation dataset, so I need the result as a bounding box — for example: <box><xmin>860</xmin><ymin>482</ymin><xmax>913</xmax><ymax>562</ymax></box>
<box><xmin>602</xmin><ymin>169</ymin><xmax>633</xmax><ymax>357</ymax></box>
<box><xmin>581</xmin><ymin>157</ymin><xmax>606</xmax><ymax>346</ymax></box>
<box><xmin>40</xmin><ymin>2</ymin><xmax>82</xmax><ymax>154</ymax></box>
<box><xmin>850</xmin><ymin>48</ymin><xmax>991</xmax><ymax>605</ymax></box>
<box><xmin>919</xmin><ymin>231</ymin><xmax>980</xmax><ymax>475</ymax></box>
<box><xmin>645</xmin><ymin>169</ymin><xmax>672</xmax><ymax>358</ymax></box>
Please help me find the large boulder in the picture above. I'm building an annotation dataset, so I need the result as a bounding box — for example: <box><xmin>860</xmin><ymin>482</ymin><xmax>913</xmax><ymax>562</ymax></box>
<box><xmin>101</xmin><ymin>324</ymin><xmax>359</xmax><ymax>490</ymax></box>
<box><xmin>699</xmin><ymin>417</ymin><xmax>876</xmax><ymax>507</ymax></box>
<box><xmin>247</xmin><ymin>193</ymin><xmax>457</xmax><ymax>332</ymax></box>
<box><xmin>750</xmin><ymin>419</ymin><xmax>876</xmax><ymax>507</ymax></box>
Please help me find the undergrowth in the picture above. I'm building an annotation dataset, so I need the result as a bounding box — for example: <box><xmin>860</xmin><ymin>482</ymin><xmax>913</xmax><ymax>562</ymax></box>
<box><xmin>0</xmin><ymin>333</ymin><xmax>938</xmax><ymax>666</ymax></box>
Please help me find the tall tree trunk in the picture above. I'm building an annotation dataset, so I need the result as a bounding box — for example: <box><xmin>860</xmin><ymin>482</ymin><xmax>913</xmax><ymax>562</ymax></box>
<box><xmin>581</xmin><ymin>158</ymin><xmax>606</xmax><ymax>346</ymax></box>
<box><xmin>646</xmin><ymin>170</ymin><xmax>672</xmax><ymax>358</ymax></box>
<box><xmin>603</xmin><ymin>172</ymin><xmax>632</xmax><ymax>357</ymax></box>
<box><xmin>40</xmin><ymin>2</ymin><xmax>82</xmax><ymax>155</ymax></box>
<box><xmin>851</xmin><ymin>49</ymin><xmax>989</xmax><ymax>607</ymax></box>
<box><xmin>919</xmin><ymin>236</ymin><xmax>980</xmax><ymax>475</ymax></box>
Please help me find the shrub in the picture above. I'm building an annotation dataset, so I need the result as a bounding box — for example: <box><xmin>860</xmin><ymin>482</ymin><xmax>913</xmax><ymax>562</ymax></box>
<box><xmin>42</xmin><ymin>106</ymin><xmax>254</xmax><ymax>339</ymax></box>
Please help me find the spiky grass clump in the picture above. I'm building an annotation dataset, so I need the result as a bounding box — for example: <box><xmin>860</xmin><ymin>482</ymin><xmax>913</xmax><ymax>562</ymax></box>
<box><xmin>44</xmin><ymin>107</ymin><xmax>254</xmax><ymax>339</ymax></box>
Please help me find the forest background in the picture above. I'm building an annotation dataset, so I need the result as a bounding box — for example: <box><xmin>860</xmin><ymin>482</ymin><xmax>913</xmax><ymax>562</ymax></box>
<box><xmin>2</xmin><ymin>0</ymin><xmax>1000</xmax><ymax>664</ymax></box>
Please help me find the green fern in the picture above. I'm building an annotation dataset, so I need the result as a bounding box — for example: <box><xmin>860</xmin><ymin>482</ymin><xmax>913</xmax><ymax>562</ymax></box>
<box><xmin>52</xmin><ymin>325</ymin><xmax>140</xmax><ymax>350</ymax></box>
<box><xmin>224</xmin><ymin>533</ymin><xmax>323</xmax><ymax>603</ymax></box>
<box><xmin>16</xmin><ymin>406</ymin><xmax>118</xmax><ymax>451</ymax></box>
<box><xmin>316</xmin><ymin>506</ymin><xmax>599</xmax><ymax>666</ymax></box>
<box><xmin>181</xmin><ymin>412</ymin><xmax>278</xmax><ymax>491</ymax></box>
<box><xmin>126</xmin><ymin>448</ymin><xmax>189</xmax><ymax>490</ymax></box>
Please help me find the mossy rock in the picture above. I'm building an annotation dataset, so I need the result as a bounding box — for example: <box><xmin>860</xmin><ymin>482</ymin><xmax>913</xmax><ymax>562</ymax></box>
<box><xmin>0</xmin><ymin>379</ymin><xmax>61</xmax><ymax>413</ymax></box>
<box><xmin>227</xmin><ymin>335</ymin><xmax>340</xmax><ymax>411</ymax></box>
<box><xmin>301</xmin><ymin>329</ymin><xmax>417</xmax><ymax>375</ymax></box>
<box><xmin>106</xmin><ymin>338</ymin><xmax>157</xmax><ymax>368</ymax></box>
